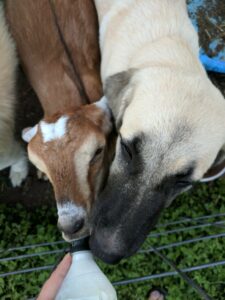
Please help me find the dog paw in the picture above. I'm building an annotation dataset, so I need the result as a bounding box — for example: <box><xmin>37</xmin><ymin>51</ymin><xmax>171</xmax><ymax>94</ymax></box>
<box><xmin>37</xmin><ymin>169</ymin><xmax>48</xmax><ymax>181</ymax></box>
<box><xmin>148</xmin><ymin>290</ymin><xmax>165</xmax><ymax>300</ymax></box>
<box><xmin>10</xmin><ymin>156</ymin><xmax>28</xmax><ymax>187</ymax></box>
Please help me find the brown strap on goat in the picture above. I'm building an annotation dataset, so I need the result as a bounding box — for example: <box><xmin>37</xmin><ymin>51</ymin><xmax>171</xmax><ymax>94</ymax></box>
<box><xmin>48</xmin><ymin>0</ymin><xmax>90</xmax><ymax>105</ymax></box>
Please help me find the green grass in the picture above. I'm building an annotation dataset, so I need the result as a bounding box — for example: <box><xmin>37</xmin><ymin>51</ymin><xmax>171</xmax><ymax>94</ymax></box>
<box><xmin>1</xmin><ymin>179</ymin><xmax>225</xmax><ymax>299</ymax></box>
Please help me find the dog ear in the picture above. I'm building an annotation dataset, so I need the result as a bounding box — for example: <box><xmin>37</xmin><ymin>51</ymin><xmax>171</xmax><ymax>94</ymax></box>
<box><xmin>104</xmin><ymin>69</ymin><xmax>135</xmax><ymax>129</ymax></box>
<box><xmin>201</xmin><ymin>148</ymin><xmax>225</xmax><ymax>182</ymax></box>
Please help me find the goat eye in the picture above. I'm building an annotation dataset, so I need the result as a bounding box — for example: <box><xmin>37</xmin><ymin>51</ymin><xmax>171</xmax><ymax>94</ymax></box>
<box><xmin>120</xmin><ymin>139</ymin><xmax>132</xmax><ymax>161</ymax></box>
<box><xmin>90</xmin><ymin>147</ymin><xmax>104</xmax><ymax>165</ymax></box>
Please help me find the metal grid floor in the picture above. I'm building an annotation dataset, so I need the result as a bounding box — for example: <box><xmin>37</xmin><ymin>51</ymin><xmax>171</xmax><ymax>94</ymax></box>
<box><xmin>1</xmin><ymin>212</ymin><xmax>225</xmax><ymax>299</ymax></box>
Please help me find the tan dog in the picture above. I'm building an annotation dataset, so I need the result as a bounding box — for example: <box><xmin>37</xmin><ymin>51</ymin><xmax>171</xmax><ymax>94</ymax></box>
<box><xmin>0</xmin><ymin>3</ymin><xmax>27</xmax><ymax>187</ymax></box>
<box><xmin>90</xmin><ymin>0</ymin><xmax>225</xmax><ymax>263</ymax></box>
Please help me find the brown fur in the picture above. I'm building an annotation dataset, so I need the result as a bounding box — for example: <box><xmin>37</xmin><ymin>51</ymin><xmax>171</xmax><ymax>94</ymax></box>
<box><xmin>6</xmin><ymin>0</ymin><xmax>114</xmax><ymax>239</ymax></box>
<box><xmin>28</xmin><ymin>105</ymin><xmax>111</xmax><ymax>210</ymax></box>
<box><xmin>6</xmin><ymin>0</ymin><xmax>102</xmax><ymax>116</ymax></box>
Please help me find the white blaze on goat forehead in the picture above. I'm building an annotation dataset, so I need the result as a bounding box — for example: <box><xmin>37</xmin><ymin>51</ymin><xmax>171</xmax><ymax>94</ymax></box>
<box><xmin>57</xmin><ymin>202</ymin><xmax>86</xmax><ymax>217</ymax></box>
<box><xmin>40</xmin><ymin>115</ymin><xmax>69</xmax><ymax>143</ymax></box>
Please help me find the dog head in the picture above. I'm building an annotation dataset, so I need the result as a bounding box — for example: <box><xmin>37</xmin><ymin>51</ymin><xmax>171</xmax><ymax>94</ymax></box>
<box><xmin>90</xmin><ymin>68</ymin><xmax>225</xmax><ymax>264</ymax></box>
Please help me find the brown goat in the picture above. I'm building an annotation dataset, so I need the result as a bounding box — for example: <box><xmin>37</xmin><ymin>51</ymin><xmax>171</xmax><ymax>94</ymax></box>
<box><xmin>6</xmin><ymin>0</ymin><xmax>113</xmax><ymax>241</ymax></box>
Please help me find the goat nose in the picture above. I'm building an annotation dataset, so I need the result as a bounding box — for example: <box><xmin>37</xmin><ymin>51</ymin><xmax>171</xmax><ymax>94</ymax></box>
<box><xmin>71</xmin><ymin>218</ymin><xmax>85</xmax><ymax>233</ymax></box>
<box><xmin>58</xmin><ymin>218</ymin><xmax>85</xmax><ymax>235</ymax></box>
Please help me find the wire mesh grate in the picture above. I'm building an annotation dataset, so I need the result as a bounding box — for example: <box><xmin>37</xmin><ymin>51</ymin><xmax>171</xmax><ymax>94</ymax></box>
<box><xmin>1</xmin><ymin>212</ymin><xmax>225</xmax><ymax>299</ymax></box>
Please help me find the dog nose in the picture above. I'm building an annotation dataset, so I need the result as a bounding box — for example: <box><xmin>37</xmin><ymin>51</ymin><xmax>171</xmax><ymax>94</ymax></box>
<box><xmin>58</xmin><ymin>218</ymin><xmax>85</xmax><ymax>235</ymax></box>
<box><xmin>89</xmin><ymin>229</ymin><xmax>124</xmax><ymax>264</ymax></box>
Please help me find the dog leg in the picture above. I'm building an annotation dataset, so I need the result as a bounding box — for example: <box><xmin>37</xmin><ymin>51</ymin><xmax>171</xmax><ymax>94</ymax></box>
<box><xmin>9</xmin><ymin>142</ymin><xmax>28</xmax><ymax>187</ymax></box>
<box><xmin>0</xmin><ymin>141</ymin><xmax>28</xmax><ymax>187</ymax></box>
<box><xmin>37</xmin><ymin>170</ymin><xmax>48</xmax><ymax>181</ymax></box>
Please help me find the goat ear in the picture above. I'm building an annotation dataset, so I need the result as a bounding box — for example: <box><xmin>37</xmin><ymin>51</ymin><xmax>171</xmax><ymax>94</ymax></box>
<box><xmin>22</xmin><ymin>125</ymin><xmax>38</xmax><ymax>143</ymax></box>
<box><xmin>86</xmin><ymin>99</ymin><xmax>112</xmax><ymax>134</ymax></box>
<box><xmin>94</xmin><ymin>96</ymin><xmax>111</xmax><ymax>116</ymax></box>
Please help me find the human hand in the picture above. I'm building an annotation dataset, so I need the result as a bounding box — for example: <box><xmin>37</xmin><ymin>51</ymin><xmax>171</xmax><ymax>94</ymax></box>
<box><xmin>37</xmin><ymin>253</ymin><xmax>72</xmax><ymax>300</ymax></box>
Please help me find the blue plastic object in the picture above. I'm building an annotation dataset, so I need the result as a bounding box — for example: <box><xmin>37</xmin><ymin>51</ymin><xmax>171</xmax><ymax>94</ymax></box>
<box><xmin>187</xmin><ymin>0</ymin><xmax>225</xmax><ymax>73</ymax></box>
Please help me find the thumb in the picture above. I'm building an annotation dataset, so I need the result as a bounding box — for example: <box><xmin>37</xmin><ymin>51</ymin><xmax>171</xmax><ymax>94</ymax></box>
<box><xmin>37</xmin><ymin>253</ymin><xmax>72</xmax><ymax>300</ymax></box>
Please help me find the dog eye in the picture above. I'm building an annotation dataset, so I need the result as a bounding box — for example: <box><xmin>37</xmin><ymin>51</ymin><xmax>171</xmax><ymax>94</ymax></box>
<box><xmin>120</xmin><ymin>138</ymin><xmax>132</xmax><ymax>161</ymax></box>
<box><xmin>90</xmin><ymin>147</ymin><xmax>104</xmax><ymax>165</ymax></box>
<box><xmin>176</xmin><ymin>180</ymin><xmax>192</xmax><ymax>188</ymax></box>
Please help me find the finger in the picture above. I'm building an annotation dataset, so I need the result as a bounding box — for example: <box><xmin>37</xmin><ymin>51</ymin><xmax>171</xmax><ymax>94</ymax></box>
<box><xmin>37</xmin><ymin>253</ymin><xmax>72</xmax><ymax>300</ymax></box>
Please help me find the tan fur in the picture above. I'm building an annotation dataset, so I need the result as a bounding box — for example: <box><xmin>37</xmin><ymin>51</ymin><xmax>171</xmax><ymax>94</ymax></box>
<box><xmin>0</xmin><ymin>3</ymin><xmax>27</xmax><ymax>186</ymax></box>
<box><xmin>88</xmin><ymin>0</ymin><xmax>225</xmax><ymax>262</ymax></box>
<box><xmin>95</xmin><ymin>0</ymin><xmax>225</xmax><ymax>182</ymax></box>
